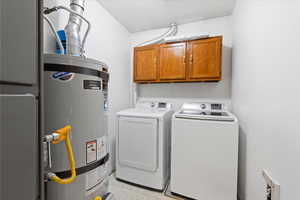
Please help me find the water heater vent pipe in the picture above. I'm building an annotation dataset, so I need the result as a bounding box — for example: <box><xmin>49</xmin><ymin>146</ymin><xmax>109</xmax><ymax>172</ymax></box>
<box><xmin>43</xmin><ymin>0</ymin><xmax>90</xmax><ymax>56</ymax></box>
<box><xmin>65</xmin><ymin>0</ymin><xmax>86</xmax><ymax>56</ymax></box>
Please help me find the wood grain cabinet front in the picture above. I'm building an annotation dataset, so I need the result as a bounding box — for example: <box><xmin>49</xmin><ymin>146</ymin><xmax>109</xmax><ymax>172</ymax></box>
<box><xmin>159</xmin><ymin>42</ymin><xmax>187</xmax><ymax>81</ymax></box>
<box><xmin>133</xmin><ymin>36</ymin><xmax>222</xmax><ymax>83</ymax></box>
<box><xmin>187</xmin><ymin>37</ymin><xmax>222</xmax><ymax>81</ymax></box>
<box><xmin>134</xmin><ymin>44</ymin><xmax>159</xmax><ymax>82</ymax></box>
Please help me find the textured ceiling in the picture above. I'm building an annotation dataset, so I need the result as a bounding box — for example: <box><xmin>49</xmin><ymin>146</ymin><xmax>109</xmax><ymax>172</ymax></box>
<box><xmin>97</xmin><ymin>0</ymin><xmax>236</xmax><ymax>33</ymax></box>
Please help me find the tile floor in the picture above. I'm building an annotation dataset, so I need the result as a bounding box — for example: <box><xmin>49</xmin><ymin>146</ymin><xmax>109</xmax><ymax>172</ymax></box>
<box><xmin>108</xmin><ymin>174</ymin><xmax>184</xmax><ymax>200</ymax></box>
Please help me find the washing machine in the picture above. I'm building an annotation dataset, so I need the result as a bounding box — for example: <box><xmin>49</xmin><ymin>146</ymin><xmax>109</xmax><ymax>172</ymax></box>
<box><xmin>171</xmin><ymin>102</ymin><xmax>239</xmax><ymax>200</ymax></box>
<box><xmin>116</xmin><ymin>101</ymin><xmax>173</xmax><ymax>191</ymax></box>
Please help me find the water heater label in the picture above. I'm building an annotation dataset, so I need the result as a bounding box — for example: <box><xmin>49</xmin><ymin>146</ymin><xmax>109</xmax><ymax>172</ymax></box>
<box><xmin>86</xmin><ymin>140</ymin><xmax>97</xmax><ymax>164</ymax></box>
<box><xmin>51</xmin><ymin>71</ymin><xmax>75</xmax><ymax>82</ymax></box>
<box><xmin>83</xmin><ymin>80</ymin><xmax>102</xmax><ymax>90</ymax></box>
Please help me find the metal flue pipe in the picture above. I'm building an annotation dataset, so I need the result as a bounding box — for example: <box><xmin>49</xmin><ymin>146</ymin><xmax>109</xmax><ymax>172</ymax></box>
<box><xmin>137</xmin><ymin>23</ymin><xmax>178</xmax><ymax>47</ymax></box>
<box><xmin>43</xmin><ymin>0</ymin><xmax>90</xmax><ymax>56</ymax></box>
<box><xmin>65</xmin><ymin>0</ymin><xmax>86</xmax><ymax>56</ymax></box>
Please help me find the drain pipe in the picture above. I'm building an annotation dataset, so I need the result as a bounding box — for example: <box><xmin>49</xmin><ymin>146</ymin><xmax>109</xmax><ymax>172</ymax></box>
<box><xmin>137</xmin><ymin>23</ymin><xmax>178</xmax><ymax>47</ymax></box>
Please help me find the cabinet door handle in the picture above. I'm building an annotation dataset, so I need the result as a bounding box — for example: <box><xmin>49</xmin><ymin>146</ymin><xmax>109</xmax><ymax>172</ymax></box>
<box><xmin>190</xmin><ymin>54</ymin><xmax>193</xmax><ymax>63</ymax></box>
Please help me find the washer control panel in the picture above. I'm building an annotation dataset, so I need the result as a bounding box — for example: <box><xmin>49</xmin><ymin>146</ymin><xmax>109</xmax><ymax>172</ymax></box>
<box><xmin>158</xmin><ymin>102</ymin><xmax>167</xmax><ymax>108</ymax></box>
<box><xmin>181</xmin><ymin>102</ymin><xmax>224</xmax><ymax>111</ymax></box>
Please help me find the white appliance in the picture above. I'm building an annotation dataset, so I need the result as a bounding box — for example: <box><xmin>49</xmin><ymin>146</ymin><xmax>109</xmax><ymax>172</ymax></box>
<box><xmin>116</xmin><ymin>101</ymin><xmax>173</xmax><ymax>191</ymax></box>
<box><xmin>171</xmin><ymin>102</ymin><xmax>239</xmax><ymax>200</ymax></box>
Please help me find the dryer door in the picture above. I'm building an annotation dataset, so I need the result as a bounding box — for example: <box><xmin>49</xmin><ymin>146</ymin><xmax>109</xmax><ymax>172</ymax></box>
<box><xmin>118</xmin><ymin>117</ymin><xmax>158</xmax><ymax>172</ymax></box>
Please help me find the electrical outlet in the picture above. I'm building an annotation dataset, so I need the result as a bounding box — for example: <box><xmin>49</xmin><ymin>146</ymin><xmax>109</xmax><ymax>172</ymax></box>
<box><xmin>262</xmin><ymin>170</ymin><xmax>280</xmax><ymax>200</ymax></box>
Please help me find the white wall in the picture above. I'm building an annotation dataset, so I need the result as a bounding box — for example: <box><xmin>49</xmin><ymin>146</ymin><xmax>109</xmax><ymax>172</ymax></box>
<box><xmin>44</xmin><ymin>0</ymin><xmax>131</xmax><ymax>172</ymax></box>
<box><xmin>232</xmin><ymin>1</ymin><xmax>300</xmax><ymax>200</ymax></box>
<box><xmin>130</xmin><ymin>16</ymin><xmax>233</xmax><ymax>109</ymax></box>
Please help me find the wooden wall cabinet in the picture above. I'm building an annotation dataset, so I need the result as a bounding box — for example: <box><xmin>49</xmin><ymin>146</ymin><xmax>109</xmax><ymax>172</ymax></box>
<box><xmin>160</xmin><ymin>42</ymin><xmax>186</xmax><ymax>80</ymax></box>
<box><xmin>134</xmin><ymin>36</ymin><xmax>222</xmax><ymax>83</ymax></box>
<box><xmin>187</xmin><ymin>37</ymin><xmax>222</xmax><ymax>81</ymax></box>
<box><xmin>134</xmin><ymin>44</ymin><xmax>159</xmax><ymax>82</ymax></box>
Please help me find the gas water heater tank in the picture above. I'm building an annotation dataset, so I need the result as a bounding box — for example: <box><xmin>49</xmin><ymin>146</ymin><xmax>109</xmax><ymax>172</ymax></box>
<box><xmin>44</xmin><ymin>54</ymin><xmax>110</xmax><ymax>200</ymax></box>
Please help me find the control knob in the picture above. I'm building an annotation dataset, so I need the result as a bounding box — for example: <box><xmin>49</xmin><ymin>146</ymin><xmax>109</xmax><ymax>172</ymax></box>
<box><xmin>200</xmin><ymin>104</ymin><xmax>206</xmax><ymax>109</ymax></box>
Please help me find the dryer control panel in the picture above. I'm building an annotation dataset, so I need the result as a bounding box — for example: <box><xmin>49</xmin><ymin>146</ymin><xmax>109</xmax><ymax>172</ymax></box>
<box><xmin>136</xmin><ymin>101</ymin><xmax>172</xmax><ymax>110</ymax></box>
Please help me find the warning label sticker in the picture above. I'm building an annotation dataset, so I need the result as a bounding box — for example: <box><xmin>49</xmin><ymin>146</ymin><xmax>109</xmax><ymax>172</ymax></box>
<box><xmin>86</xmin><ymin>140</ymin><xmax>97</xmax><ymax>164</ymax></box>
<box><xmin>86</xmin><ymin>136</ymin><xmax>107</xmax><ymax>165</ymax></box>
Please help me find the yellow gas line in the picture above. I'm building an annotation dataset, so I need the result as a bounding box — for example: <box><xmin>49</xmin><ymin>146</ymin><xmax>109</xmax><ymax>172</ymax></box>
<box><xmin>48</xmin><ymin>125</ymin><xmax>77</xmax><ymax>184</ymax></box>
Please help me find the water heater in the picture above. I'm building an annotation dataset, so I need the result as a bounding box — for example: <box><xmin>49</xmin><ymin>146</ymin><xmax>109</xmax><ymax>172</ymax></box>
<box><xmin>43</xmin><ymin>1</ymin><xmax>112</xmax><ymax>199</ymax></box>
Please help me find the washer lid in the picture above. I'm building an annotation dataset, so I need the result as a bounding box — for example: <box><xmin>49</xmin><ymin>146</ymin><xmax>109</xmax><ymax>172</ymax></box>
<box><xmin>175</xmin><ymin>111</ymin><xmax>236</xmax><ymax>122</ymax></box>
<box><xmin>117</xmin><ymin>108</ymin><xmax>171</xmax><ymax>119</ymax></box>
<box><xmin>175</xmin><ymin>102</ymin><xmax>235</xmax><ymax>122</ymax></box>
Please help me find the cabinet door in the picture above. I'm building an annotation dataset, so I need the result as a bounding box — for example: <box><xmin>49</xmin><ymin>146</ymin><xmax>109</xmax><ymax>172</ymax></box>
<box><xmin>0</xmin><ymin>94</ymin><xmax>38</xmax><ymax>200</ymax></box>
<box><xmin>134</xmin><ymin>45</ymin><xmax>159</xmax><ymax>82</ymax></box>
<box><xmin>0</xmin><ymin>0</ymin><xmax>38</xmax><ymax>84</ymax></box>
<box><xmin>159</xmin><ymin>42</ymin><xmax>186</xmax><ymax>80</ymax></box>
<box><xmin>187</xmin><ymin>37</ymin><xmax>222</xmax><ymax>80</ymax></box>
